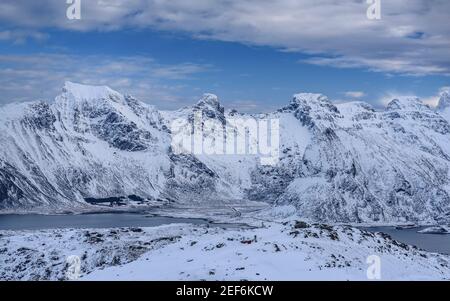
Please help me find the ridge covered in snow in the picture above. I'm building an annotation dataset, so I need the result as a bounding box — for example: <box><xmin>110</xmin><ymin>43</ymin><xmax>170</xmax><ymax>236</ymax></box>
<box><xmin>1</xmin><ymin>221</ymin><xmax>449</xmax><ymax>280</ymax></box>
<box><xmin>2</xmin><ymin>82</ymin><xmax>450</xmax><ymax>224</ymax></box>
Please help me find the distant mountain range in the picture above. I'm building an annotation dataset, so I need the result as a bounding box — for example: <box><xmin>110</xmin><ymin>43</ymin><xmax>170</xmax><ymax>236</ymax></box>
<box><xmin>1</xmin><ymin>82</ymin><xmax>450</xmax><ymax>224</ymax></box>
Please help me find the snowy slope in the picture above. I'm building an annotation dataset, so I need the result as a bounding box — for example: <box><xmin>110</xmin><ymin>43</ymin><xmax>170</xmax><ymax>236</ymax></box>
<box><xmin>2</xmin><ymin>222</ymin><xmax>449</xmax><ymax>280</ymax></box>
<box><xmin>2</xmin><ymin>82</ymin><xmax>450</xmax><ymax>223</ymax></box>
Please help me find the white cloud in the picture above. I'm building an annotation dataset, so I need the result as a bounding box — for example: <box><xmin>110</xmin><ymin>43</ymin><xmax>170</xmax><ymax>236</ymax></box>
<box><xmin>151</xmin><ymin>63</ymin><xmax>212</xmax><ymax>80</ymax></box>
<box><xmin>301</xmin><ymin>56</ymin><xmax>450</xmax><ymax>76</ymax></box>
<box><xmin>1</xmin><ymin>0</ymin><xmax>449</xmax><ymax>75</ymax></box>
<box><xmin>422</xmin><ymin>95</ymin><xmax>440</xmax><ymax>107</ymax></box>
<box><xmin>344</xmin><ymin>91</ymin><xmax>366</xmax><ymax>98</ymax></box>
<box><xmin>0</xmin><ymin>29</ymin><xmax>48</xmax><ymax>44</ymax></box>
<box><xmin>0</xmin><ymin>53</ymin><xmax>210</xmax><ymax>109</ymax></box>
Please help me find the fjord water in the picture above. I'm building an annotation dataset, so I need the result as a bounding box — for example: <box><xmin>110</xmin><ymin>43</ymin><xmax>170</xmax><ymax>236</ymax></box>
<box><xmin>362</xmin><ymin>226</ymin><xmax>450</xmax><ymax>255</ymax></box>
<box><xmin>0</xmin><ymin>213</ymin><xmax>210</xmax><ymax>230</ymax></box>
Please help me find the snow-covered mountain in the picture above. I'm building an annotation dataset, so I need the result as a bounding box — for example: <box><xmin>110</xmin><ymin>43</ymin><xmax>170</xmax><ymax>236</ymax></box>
<box><xmin>273</xmin><ymin>93</ymin><xmax>450</xmax><ymax>223</ymax></box>
<box><xmin>2</xmin><ymin>82</ymin><xmax>450</xmax><ymax>224</ymax></box>
<box><xmin>0</xmin><ymin>82</ymin><xmax>239</xmax><ymax>212</ymax></box>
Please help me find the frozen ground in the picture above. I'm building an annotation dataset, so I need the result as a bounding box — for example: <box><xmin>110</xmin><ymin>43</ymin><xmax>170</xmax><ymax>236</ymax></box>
<box><xmin>1</xmin><ymin>220</ymin><xmax>449</xmax><ymax>281</ymax></box>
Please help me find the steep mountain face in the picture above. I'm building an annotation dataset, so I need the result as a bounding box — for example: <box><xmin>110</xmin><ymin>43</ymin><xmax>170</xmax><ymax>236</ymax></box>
<box><xmin>2</xmin><ymin>82</ymin><xmax>450</xmax><ymax>223</ymax></box>
<box><xmin>0</xmin><ymin>82</ymin><xmax>237</xmax><ymax>212</ymax></box>
<box><xmin>273</xmin><ymin>95</ymin><xmax>450</xmax><ymax>223</ymax></box>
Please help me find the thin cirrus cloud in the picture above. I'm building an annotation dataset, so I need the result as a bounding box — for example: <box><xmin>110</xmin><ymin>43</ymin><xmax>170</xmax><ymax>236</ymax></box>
<box><xmin>344</xmin><ymin>91</ymin><xmax>366</xmax><ymax>98</ymax></box>
<box><xmin>0</xmin><ymin>0</ymin><xmax>449</xmax><ymax>76</ymax></box>
<box><xmin>0</xmin><ymin>30</ymin><xmax>48</xmax><ymax>44</ymax></box>
<box><xmin>0</xmin><ymin>53</ymin><xmax>211</xmax><ymax>108</ymax></box>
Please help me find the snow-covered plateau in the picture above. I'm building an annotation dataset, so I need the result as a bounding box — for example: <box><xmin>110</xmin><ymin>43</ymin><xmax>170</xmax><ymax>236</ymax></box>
<box><xmin>2</xmin><ymin>82</ymin><xmax>450</xmax><ymax>280</ymax></box>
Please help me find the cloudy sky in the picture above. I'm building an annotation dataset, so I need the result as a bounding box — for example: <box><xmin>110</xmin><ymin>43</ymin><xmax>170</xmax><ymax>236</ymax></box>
<box><xmin>0</xmin><ymin>0</ymin><xmax>449</xmax><ymax>111</ymax></box>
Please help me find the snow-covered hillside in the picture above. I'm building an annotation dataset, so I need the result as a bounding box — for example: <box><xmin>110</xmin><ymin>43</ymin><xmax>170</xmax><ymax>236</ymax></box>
<box><xmin>0</xmin><ymin>82</ymin><xmax>242</xmax><ymax>213</ymax></box>
<box><xmin>250</xmin><ymin>91</ymin><xmax>450</xmax><ymax>223</ymax></box>
<box><xmin>2</xmin><ymin>82</ymin><xmax>450</xmax><ymax>223</ymax></box>
<box><xmin>1</xmin><ymin>221</ymin><xmax>449</xmax><ymax>280</ymax></box>
<box><xmin>273</xmin><ymin>93</ymin><xmax>450</xmax><ymax>223</ymax></box>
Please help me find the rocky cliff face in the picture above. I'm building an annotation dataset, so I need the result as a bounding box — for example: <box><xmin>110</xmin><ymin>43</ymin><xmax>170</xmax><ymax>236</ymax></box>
<box><xmin>0</xmin><ymin>83</ymin><xmax>238</xmax><ymax>212</ymax></box>
<box><xmin>273</xmin><ymin>95</ymin><xmax>450</xmax><ymax>223</ymax></box>
<box><xmin>2</xmin><ymin>82</ymin><xmax>450</xmax><ymax>223</ymax></box>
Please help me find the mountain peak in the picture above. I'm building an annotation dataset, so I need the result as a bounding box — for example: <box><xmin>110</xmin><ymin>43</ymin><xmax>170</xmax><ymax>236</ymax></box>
<box><xmin>289</xmin><ymin>92</ymin><xmax>340</xmax><ymax>115</ymax></box>
<box><xmin>279</xmin><ymin>92</ymin><xmax>341</xmax><ymax>129</ymax></box>
<box><xmin>193</xmin><ymin>93</ymin><xmax>225</xmax><ymax>119</ymax></box>
<box><xmin>293</xmin><ymin>92</ymin><xmax>328</xmax><ymax>102</ymax></box>
<box><xmin>437</xmin><ymin>89</ymin><xmax>450</xmax><ymax>111</ymax></box>
<box><xmin>62</xmin><ymin>81</ymin><xmax>122</xmax><ymax>102</ymax></box>
<box><xmin>386</xmin><ymin>96</ymin><xmax>428</xmax><ymax>111</ymax></box>
<box><xmin>196</xmin><ymin>93</ymin><xmax>220</xmax><ymax>108</ymax></box>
